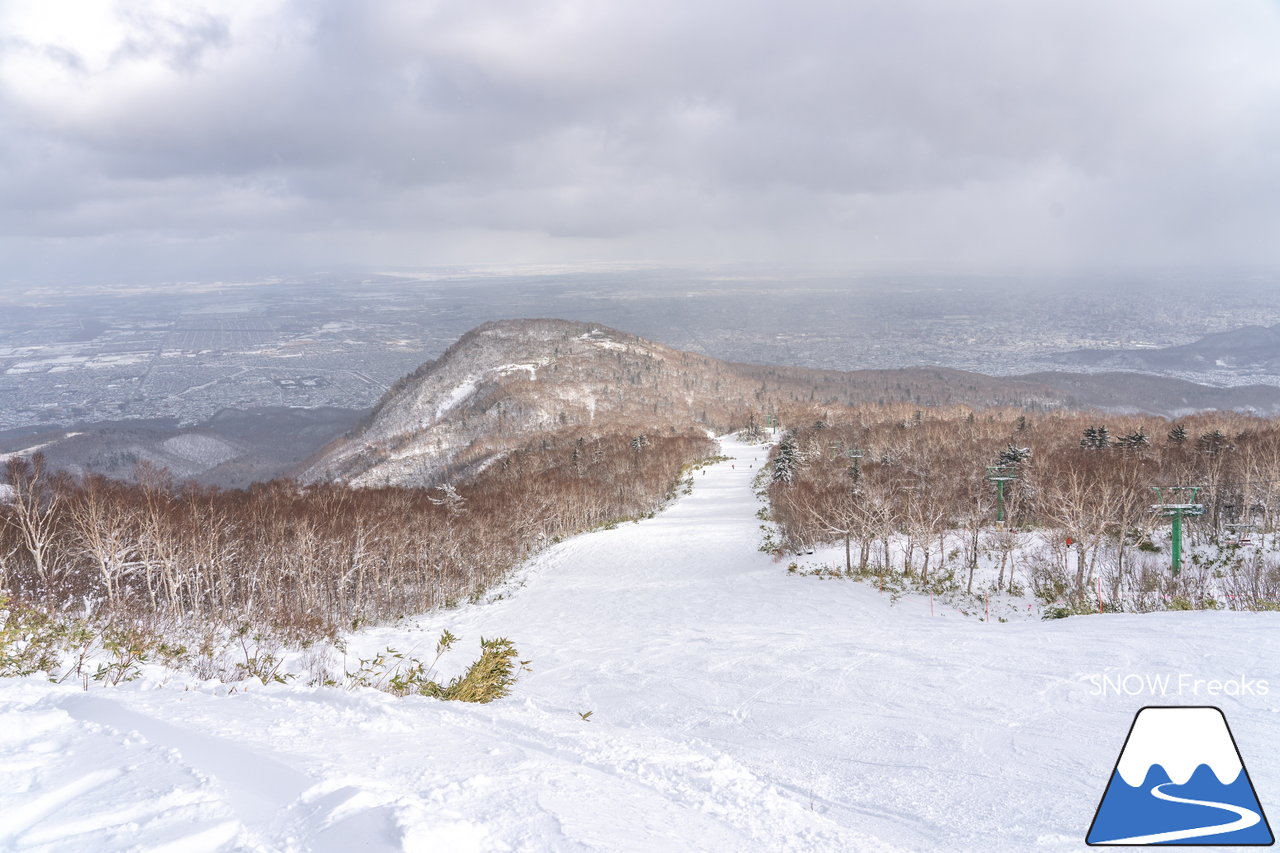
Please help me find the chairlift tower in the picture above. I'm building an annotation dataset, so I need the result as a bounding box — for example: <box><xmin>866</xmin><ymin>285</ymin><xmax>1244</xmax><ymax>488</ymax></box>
<box><xmin>846</xmin><ymin>447</ymin><xmax>864</xmax><ymax>487</ymax></box>
<box><xmin>1151</xmin><ymin>486</ymin><xmax>1205</xmax><ymax>576</ymax></box>
<box><xmin>986</xmin><ymin>465</ymin><xmax>1018</xmax><ymax>525</ymax></box>
<box><xmin>766</xmin><ymin>413</ymin><xmax>779</xmax><ymax>437</ymax></box>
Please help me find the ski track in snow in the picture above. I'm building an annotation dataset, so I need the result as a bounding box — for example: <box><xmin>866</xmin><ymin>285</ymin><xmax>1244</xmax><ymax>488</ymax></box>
<box><xmin>2</xmin><ymin>437</ymin><xmax>1279</xmax><ymax>851</ymax></box>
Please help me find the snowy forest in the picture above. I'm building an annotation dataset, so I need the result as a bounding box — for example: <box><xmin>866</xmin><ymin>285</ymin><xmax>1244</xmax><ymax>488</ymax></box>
<box><xmin>763</xmin><ymin>404</ymin><xmax>1280</xmax><ymax>613</ymax></box>
<box><xmin>0</xmin><ymin>428</ymin><xmax>714</xmax><ymax>638</ymax></box>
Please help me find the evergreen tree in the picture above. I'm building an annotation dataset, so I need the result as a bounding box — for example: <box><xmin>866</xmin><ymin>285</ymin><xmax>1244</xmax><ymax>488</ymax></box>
<box><xmin>1080</xmin><ymin>426</ymin><xmax>1111</xmax><ymax>449</ymax></box>
<box><xmin>1197</xmin><ymin>430</ymin><xmax>1228</xmax><ymax>455</ymax></box>
<box><xmin>997</xmin><ymin>443</ymin><xmax>1032</xmax><ymax>466</ymax></box>
<box><xmin>1116</xmin><ymin>429</ymin><xmax>1149</xmax><ymax>451</ymax></box>
<box><xmin>737</xmin><ymin>414</ymin><xmax>767</xmax><ymax>443</ymax></box>
<box><xmin>772</xmin><ymin>432</ymin><xmax>802</xmax><ymax>485</ymax></box>
<box><xmin>1168</xmin><ymin>424</ymin><xmax>1188</xmax><ymax>444</ymax></box>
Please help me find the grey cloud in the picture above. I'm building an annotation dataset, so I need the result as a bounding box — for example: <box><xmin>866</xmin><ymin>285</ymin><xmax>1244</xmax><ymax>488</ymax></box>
<box><xmin>112</xmin><ymin>6</ymin><xmax>231</xmax><ymax>72</ymax></box>
<box><xmin>2</xmin><ymin>0</ymin><xmax>1280</xmax><ymax>282</ymax></box>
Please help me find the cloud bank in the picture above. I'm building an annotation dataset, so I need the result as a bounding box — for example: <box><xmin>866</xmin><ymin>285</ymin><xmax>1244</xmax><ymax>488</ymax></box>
<box><xmin>3</xmin><ymin>0</ymin><xmax>1280</xmax><ymax>281</ymax></box>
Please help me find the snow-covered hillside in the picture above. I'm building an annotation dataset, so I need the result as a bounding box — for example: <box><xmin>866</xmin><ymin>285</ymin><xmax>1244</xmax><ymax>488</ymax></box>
<box><xmin>3</xmin><ymin>437</ymin><xmax>1278</xmax><ymax>851</ymax></box>
<box><xmin>297</xmin><ymin>318</ymin><xmax>1075</xmax><ymax>490</ymax></box>
<box><xmin>301</xmin><ymin>319</ymin><xmax>737</xmax><ymax>488</ymax></box>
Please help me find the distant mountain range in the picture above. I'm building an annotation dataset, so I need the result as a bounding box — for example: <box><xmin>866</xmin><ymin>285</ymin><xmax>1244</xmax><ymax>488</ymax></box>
<box><xmin>0</xmin><ymin>407</ymin><xmax>364</xmax><ymax>488</ymax></box>
<box><xmin>8</xmin><ymin>319</ymin><xmax>1280</xmax><ymax>487</ymax></box>
<box><xmin>1052</xmin><ymin>323</ymin><xmax>1280</xmax><ymax>372</ymax></box>
<box><xmin>1008</xmin><ymin>371</ymin><xmax>1280</xmax><ymax>415</ymax></box>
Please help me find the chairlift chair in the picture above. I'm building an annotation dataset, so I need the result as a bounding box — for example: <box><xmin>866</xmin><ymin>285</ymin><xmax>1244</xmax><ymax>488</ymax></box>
<box><xmin>1224</xmin><ymin>522</ymin><xmax>1257</xmax><ymax>547</ymax></box>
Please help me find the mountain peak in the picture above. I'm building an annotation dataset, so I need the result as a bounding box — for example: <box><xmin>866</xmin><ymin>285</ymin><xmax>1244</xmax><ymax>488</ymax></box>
<box><xmin>300</xmin><ymin>319</ymin><xmax>701</xmax><ymax>486</ymax></box>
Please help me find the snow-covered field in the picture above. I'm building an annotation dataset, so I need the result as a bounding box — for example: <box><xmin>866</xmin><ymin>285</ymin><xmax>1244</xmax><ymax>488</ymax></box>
<box><xmin>3</xmin><ymin>437</ymin><xmax>1279</xmax><ymax>851</ymax></box>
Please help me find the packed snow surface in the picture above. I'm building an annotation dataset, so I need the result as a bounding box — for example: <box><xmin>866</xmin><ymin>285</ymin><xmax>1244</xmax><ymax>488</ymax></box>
<box><xmin>430</xmin><ymin>361</ymin><xmax>544</xmax><ymax>424</ymax></box>
<box><xmin>433</xmin><ymin>377</ymin><xmax>481</xmax><ymax>422</ymax></box>
<box><xmin>3</xmin><ymin>437</ymin><xmax>1279</xmax><ymax>851</ymax></box>
<box><xmin>160</xmin><ymin>434</ymin><xmax>240</xmax><ymax>466</ymax></box>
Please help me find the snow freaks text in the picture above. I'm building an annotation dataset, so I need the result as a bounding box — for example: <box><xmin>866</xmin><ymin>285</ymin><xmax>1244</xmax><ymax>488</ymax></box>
<box><xmin>1087</xmin><ymin>674</ymin><xmax>1269</xmax><ymax>698</ymax></box>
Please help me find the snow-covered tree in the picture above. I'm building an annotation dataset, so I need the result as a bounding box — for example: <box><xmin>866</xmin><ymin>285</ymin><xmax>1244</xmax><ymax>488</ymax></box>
<box><xmin>737</xmin><ymin>415</ymin><xmax>767</xmax><ymax>444</ymax></box>
<box><xmin>1080</xmin><ymin>426</ymin><xmax>1111</xmax><ymax>449</ymax></box>
<box><xmin>997</xmin><ymin>443</ymin><xmax>1031</xmax><ymax>466</ymax></box>
<box><xmin>1115</xmin><ymin>430</ymin><xmax>1149</xmax><ymax>451</ymax></box>
<box><xmin>428</xmin><ymin>483</ymin><xmax>467</xmax><ymax>515</ymax></box>
<box><xmin>772</xmin><ymin>432</ymin><xmax>802</xmax><ymax>485</ymax></box>
<box><xmin>1198</xmin><ymin>430</ymin><xmax>1229</xmax><ymax>455</ymax></box>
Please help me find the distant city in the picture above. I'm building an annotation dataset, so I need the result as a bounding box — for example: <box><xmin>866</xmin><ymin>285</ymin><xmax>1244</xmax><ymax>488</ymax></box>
<box><xmin>3</xmin><ymin>266</ymin><xmax>1280</xmax><ymax>433</ymax></box>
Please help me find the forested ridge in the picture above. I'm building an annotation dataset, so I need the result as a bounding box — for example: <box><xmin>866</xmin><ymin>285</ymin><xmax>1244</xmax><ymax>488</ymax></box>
<box><xmin>2</xmin><ymin>428</ymin><xmax>714</xmax><ymax>637</ymax></box>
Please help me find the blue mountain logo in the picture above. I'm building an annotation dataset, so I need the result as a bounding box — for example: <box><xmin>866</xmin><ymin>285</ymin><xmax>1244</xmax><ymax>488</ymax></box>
<box><xmin>1087</xmin><ymin>706</ymin><xmax>1274</xmax><ymax>846</ymax></box>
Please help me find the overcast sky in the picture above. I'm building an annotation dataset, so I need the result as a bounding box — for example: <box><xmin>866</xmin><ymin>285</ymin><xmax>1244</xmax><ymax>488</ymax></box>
<box><xmin>3</xmin><ymin>0</ymin><xmax>1280</xmax><ymax>284</ymax></box>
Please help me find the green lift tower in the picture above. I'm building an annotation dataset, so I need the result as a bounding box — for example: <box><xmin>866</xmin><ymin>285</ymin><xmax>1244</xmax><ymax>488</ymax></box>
<box><xmin>986</xmin><ymin>465</ymin><xmax>1018</xmax><ymax>525</ymax></box>
<box><xmin>1151</xmin><ymin>486</ymin><xmax>1205</xmax><ymax>576</ymax></box>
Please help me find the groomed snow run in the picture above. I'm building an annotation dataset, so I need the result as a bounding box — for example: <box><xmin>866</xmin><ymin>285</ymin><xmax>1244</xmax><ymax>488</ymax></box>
<box><xmin>3</xmin><ymin>436</ymin><xmax>1279</xmax><ymax>851</ymax></box>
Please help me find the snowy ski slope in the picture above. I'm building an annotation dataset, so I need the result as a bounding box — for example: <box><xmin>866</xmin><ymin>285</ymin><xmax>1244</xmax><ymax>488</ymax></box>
<box><xmin>2</xmin><ymin>437</ymin><xmax>1278</xmax><ymax>851</ymax></box>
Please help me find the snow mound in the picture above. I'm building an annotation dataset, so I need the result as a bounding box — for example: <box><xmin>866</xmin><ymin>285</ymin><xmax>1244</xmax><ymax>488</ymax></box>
<box><xmin>160</xmin><ymin>434</ymin><xmax>240</xmax><ymax>466</ymax></box>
